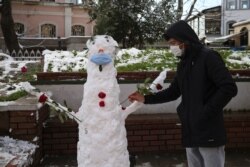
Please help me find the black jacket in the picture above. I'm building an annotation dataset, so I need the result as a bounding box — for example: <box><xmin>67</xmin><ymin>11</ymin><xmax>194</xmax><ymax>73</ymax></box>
<box><xmin>145</xmin><ymin>21</ymin><xmax>238</xmax><ymax>147</ymax></box>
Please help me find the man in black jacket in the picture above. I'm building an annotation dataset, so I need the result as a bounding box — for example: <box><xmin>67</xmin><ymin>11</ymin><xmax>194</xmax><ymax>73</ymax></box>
<box><xmin>128</xmin><ymin>20</ymin><xmax>238</xmax><ymax>167</ymax></box>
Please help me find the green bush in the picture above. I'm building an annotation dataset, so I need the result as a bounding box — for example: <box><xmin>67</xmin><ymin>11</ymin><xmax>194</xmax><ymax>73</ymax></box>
<box><xmin>0</xmin><ymin>90</ymin><xmax>28</xmax><ymax>102</ymax></box>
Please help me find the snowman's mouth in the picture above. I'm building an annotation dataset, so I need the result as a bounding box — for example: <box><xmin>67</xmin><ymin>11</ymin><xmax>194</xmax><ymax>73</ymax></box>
<box><xmin>99</xmin><ymin>65</ymin><xmax>102</xmax><ymax>72</ymax></box>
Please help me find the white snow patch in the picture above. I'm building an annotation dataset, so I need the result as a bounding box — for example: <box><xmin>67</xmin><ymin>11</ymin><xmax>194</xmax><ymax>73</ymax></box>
<box><xmin>0</xmin><ymin>136</ymin><xmax>38</xmax><ymax>167</ymax></box>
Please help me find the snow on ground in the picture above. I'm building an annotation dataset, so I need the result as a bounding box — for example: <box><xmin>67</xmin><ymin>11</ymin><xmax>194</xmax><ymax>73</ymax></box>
<box><xmin>1</xmin><ymin>48</ymin><xmax>250</xmax><ymax>75</ymax></box>
<box><xmin>227</xmin><ymin>51</ymin><xmax>250</xmax><ymax>65</ymax></box>
<box><xmin>116</xmin><ymin>48</ymin><xmax>142</xmax><ymax>59</ymax></box>
<box><xmin>42</xmin><ymin>49</ymin><xmax>250</xmax><ymax>72</ymax></box>
<box><xmin>0</xmin><ymin>53</ymin><xmax>39</xmax><ymax>80</ymax></box>
<box><xmin>0</xmin><ymin>136</ymin><xmax>38</xmax><ymax>167</ymax></box>
<box><xmin>42</xmin><ymin>48</ymin><xmax>145</xmax><ymax>72</ymax></box>
<box><xmin>43</xmin><ymin>50</ymin><xmax>88</xmax><ymax>72</ymax></box>
<box><xmin>0</xmin><ymin>82</ymin><xmax>24</xmax><ymax>96</ymax></box>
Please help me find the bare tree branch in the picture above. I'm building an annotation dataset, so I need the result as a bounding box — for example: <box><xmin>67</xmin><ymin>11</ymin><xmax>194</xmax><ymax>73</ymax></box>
<box><xmin>184</xmin><ymin>0</ymin><xmax>198</xmax><ymax>21</ymax></box>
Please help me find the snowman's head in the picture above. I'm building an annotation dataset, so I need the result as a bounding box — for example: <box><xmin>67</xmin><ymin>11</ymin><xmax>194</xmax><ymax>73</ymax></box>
<box><xmin>86</xmin><ymin>35</ymin><xmax>118</xmax><ymax>72</ymax></box>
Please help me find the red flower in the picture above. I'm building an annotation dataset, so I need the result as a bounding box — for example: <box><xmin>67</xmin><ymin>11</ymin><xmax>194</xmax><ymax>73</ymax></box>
<box><xmin>99</xmin><ymin>101</ymin><xmax>105</xmax><ymax>107</ymax></box>
<box><xmin>98</xmin><ymin>92</ymin><xmax>106</xmax><ymax>99</ymax></box>
<box><xmin>21</xmin><ymin>66</ymin><xmax>27</xmax><ymax>73</ymax></box>
<box><xmin>38</xmin><ymin>94</ymin><xmax>48</xmax><ymax>103</ymax></box>
<box><xmin>156</xmin><ymin>83</ymin><xmax>163</xmax><ymax>90</ymax></box>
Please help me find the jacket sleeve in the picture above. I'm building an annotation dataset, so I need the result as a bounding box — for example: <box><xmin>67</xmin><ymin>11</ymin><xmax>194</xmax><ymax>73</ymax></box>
<box><xmin>204</xmin><ymin>50</ymin><xmax>238</xmax><ymax>117</ymax></box>
<box><xmin>144</xmin><ymin>76</ymin><xmax>181</xmax><ymax>104</ymax></box>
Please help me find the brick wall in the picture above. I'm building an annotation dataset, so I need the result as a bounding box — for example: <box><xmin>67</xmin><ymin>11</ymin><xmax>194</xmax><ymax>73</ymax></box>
<box><xmin>43</xmin><ymin>119</ymin><xmax>78</xmax><ymax>155</ymax></box>
<box><xmin>8</xmin><ymin>105</ymin><xmax>50</xmax><ymax>166</ymax></box>
<box><xmin>225</xmin><ymin>113</ymin><xmax>250</xmax><ymax>150</ymax></box>
<box><xmin>42</xmin><ymin>112</ymin><xmax>250</xmax><ymax>155</ymax></box>
<box><xmin>126</xmin><ymin>114</ymin><xmax>183</xmax><ymax>153</ymax></box>
<box><xmin>6</xmin><ymin>109</ymin><xmax>249</xmax><ymax>165</ymax></box>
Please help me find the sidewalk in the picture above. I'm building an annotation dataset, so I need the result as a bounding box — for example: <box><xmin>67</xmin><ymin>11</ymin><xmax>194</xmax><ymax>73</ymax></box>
<box><xmin>40</xmin><ymin>150</ymin><xmax>250</xmax><ymax>167</ymax></box>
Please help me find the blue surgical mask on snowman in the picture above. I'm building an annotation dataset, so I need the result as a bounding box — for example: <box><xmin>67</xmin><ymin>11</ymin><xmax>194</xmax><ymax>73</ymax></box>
<box><xmin>90</xmin><ymin>53</ymin><xmax>112</xmax><ymax>65</ymax></box>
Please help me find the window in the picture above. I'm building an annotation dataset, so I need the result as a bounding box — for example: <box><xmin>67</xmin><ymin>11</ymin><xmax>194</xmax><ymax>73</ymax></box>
<box><xmin>71</xmin><ymin>25</ymin><xmax>85</xmax><ymax>36</ymax></box>
<box><xmin>241</xmin><ymin>0</ymin><xmax>249</xmax><ymax>9</ymax></box>
<box><xmin>227</xmin><ymin>0</ymin><xmax>236</xmax><ymax>9</ymax></box>
<box><xmin>41</xmin><ymin>24</ymin><xmax>56</xmax><ymax>37</ymax></box>
<box><xmin>227</xmin><ymin>21</ymin><xmax>236</xmax><ymax>35</ymax></box>
<box><xmin>77</xmin><ymin>0</ymin><xmax>83</xmax><ymax>4</ymax></box>
<box><xmin>14</xmin><ymin>23</ymin><xmax>25</xmax><ymax>35</ymax></box>
<box><xmin>205</xmin><ymin>11</ymin><xmax>221</xmax><ymax>35</ymax></box>
<box><xmin>205</xmin><ymin>21</ymin><xmax>221</xmax><ymax>35</ymax></box>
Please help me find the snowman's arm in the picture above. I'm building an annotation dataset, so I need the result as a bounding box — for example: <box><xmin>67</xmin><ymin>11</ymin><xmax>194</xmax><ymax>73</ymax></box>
<box><xmin>122</xmin><ymin>101</ymin><xmax>144</xmax><ymax>119</ymax></box>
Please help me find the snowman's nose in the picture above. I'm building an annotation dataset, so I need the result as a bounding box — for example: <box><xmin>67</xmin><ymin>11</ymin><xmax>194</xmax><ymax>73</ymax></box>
<box><xmin>98</xmin><ymin>48</ymin><xmax>104</xmax><ymax>53</ymax></box>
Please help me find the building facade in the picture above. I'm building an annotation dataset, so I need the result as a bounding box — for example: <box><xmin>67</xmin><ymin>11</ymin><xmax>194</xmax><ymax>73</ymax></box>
<box><xmin>221</xmin><ymin>0</ymin><xmax>250</xmax><ymax>36</ymax></box>
<box><xmin>0</xmin><ymin>0</ymin><xmax>95</xmax><ymax>51</ymax></box>
<box><xmin>187</xmin><ymin>6</ymin><xmax>221</xmax><ymax>42</ymax></box>
<box><xmin>233</xmin><ymin>20</ymin><xmax>250</xmax><ymax>47</ymax></box>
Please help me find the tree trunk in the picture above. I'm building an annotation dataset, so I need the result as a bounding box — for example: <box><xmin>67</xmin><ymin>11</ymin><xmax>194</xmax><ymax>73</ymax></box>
<box><xmin>176</xmin><ymin>0</ymin><xmax>183</xmax><ymax>21</ymax></box>
<box><xmin>0</xmin><ymin>0</ymin><xmax>20</xmax><ymax>53</ymax></box>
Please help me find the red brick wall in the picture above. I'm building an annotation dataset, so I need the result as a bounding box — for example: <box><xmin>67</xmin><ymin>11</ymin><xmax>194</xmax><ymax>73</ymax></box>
<box><xmin>42</xmin><ymin>113</ymin><xmax>250</xmax><ymax>155</ymax></box>
<box><xmin>43</xmin><ymin>119</ymin><xmax>78</xmax><ymax>155</ymax></box>
<box><xmin>8</xmin><ymin>105</ymin><xmax>50</xmax><ymax>166</ymax></box>
<box><xmin>126</xmin><ymin>114</ymin><xmax>183</xmax><ymax>153</ymax></box>
<box><xmin>225</xmin><ymin>113</ymin><xmax>250</xmax><ymax>149</ymax></box>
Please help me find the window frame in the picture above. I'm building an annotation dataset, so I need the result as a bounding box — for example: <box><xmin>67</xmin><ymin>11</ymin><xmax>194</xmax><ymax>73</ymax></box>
<box><xmin>227</xmin><ymin>21</ymin><xmax>236</xmax><ymax>35</ymax></box>
<box><xmin>14</xmin><ymin>22</ymin><xmax>25</xmax><ymax>35</ymax></box>
<box><xmin>71</xmin><ymin>25</ymin><xmax>85</xmax><ymax>36</ymax></box>
<box><xmin>226</xmin><ymin>0</ymin><xmax>237</xmax><ymax>10</ymax></box>
<box><xmin>240</xmin><ymin>0</ymin><xmax>249</xmax><ymax>9</ymax></box>
<box><xmin>41</xmin><ymin>23</ymin><xmax>56</xmax><ymax>38</ymax></box>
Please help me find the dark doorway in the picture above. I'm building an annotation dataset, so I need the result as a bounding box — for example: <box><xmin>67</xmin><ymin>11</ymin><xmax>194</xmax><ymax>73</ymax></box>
<box><xmin>240</xmin><ymin>27</ymin><xmax>248</xmax><ymax>46</ymax></box>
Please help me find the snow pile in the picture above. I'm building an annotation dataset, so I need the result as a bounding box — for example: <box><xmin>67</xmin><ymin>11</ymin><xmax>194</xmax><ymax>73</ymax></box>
<box><xmin>42</xmin><ymin>48</ymin><xmax>176</xmax><ymax>72</ymax></box>
<box><xmin>43</xmin><ymin>49</ymin><xmax>88</xmax><ymax>72</ymax></box>
<box><xmin>0</xmin><ymin>82</ymin><xmax>24</xmax><ymax>96</ymax></box>
<box><xmin>0</xmin><ymin>136</ymin><xmax>38</xmax><ymax>167</ymax></box>
<box><xmin>0</xmin><ymin>53</ymin><xmax>39</xmax><ymax>80</ymax></box>
<box><xmin>227</xmin><ymin>51</ymin><xmax>250</xmax><ymax>65</ymax></box>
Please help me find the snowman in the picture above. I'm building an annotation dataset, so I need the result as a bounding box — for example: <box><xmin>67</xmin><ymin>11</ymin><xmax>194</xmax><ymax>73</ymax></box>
<box><xmin>76</xmin><ymin>35</ymin><xmax>144</xmax><ymax>167</ymax></box>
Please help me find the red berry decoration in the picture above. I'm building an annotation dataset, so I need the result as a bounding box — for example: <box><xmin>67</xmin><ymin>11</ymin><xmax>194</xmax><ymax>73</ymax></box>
<box><xmin>98</xmin><ymin>92</ymin><xmax>106</xmax><ymax>99</ymax></box>
<box><xmin>21</xmin><ymin>66</ymin><xmax>27</xmax><ymax>73</ymax></box>
<box><xmin>38</xmin><ymin>94</ymin><xmax>48</xmax><ymax>103</ymax></box>
<box><xmin>156</xmin><ymin>83</ymin><xmax>163</xmax><ymax>90</ymax></box>
<box><xmin>99</xmin><ymin>101</ymin><xmax>105</xmax><ymax>107</ymax></box>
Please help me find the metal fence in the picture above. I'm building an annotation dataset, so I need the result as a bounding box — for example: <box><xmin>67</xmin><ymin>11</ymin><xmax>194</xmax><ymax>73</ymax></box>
<box><xmin>6</xmin><ymin>49</ymin><xmax>43</xmax><ymax>61</ymax></box>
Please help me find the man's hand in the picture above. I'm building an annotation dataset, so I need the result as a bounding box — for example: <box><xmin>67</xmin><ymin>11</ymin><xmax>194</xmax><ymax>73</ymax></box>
<box><xmin>128</xmin><ymin>92</ymin><xmax>145</xmax><ymax>103</ymax></box>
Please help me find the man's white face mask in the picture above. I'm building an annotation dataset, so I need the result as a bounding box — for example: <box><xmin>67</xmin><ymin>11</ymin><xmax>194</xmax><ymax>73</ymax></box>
<box><xmin>170</xmin><ymin>45</ymin><xmax>184</xmax><ymax>57</ymax></box>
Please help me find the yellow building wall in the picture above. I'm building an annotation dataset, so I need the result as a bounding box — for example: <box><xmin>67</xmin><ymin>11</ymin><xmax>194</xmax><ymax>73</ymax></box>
<box><xmin>234</xmin><ymin>24</ymin><xmax>250</xmax><ymax>47</ymax></box>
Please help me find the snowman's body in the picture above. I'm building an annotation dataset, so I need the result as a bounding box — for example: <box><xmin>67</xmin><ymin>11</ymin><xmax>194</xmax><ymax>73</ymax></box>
<box><xmin>77</xmin><ymin>35</ymin><xmax>143</xmax><ymax>167</ymax></box>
